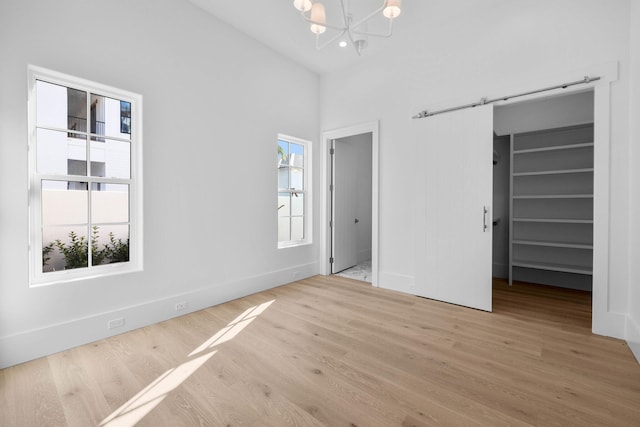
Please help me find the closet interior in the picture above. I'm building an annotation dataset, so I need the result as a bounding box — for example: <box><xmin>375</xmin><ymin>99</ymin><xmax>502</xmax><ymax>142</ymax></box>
<box><xmin>492</xmin><ymin>90</ymin><xmax>594</xmax><ymax>292</ymax></box>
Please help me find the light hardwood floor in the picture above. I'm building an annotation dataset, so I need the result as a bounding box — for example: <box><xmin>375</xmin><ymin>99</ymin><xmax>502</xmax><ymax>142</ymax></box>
<box><xmin>1</xmin><ymin>276</ymin><xmax>639</xmax><ymax>426</ymax></box>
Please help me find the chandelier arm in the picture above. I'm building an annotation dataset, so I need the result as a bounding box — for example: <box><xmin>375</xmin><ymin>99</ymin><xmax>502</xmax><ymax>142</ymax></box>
<box><xmin>316</xmin><ymin>28</ymin><xmax>348</xmax><ymax>50</ymax></box>
<box><xmin>339</xmin><ymin>0</ymin><xmax>350</xmax><ymax>27</ymax></box>
<box><xmin>349</xmin><ymin>4</ymin><xmax>386</xmax><ymax>32</ymax></box>
<box><xmin>299</xmin><ymin>9</ymin><xmax>347</xmax><ymax>32</ymax></box>
<box><xmin>352</xmin><ymin>18</ymin><xmax>394</xmax><ymax>39</ymax></box>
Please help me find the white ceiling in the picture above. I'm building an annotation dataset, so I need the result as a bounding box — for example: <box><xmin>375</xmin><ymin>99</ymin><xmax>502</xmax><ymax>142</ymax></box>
<box><xmin>187</xmin><ymin>0</ymin><xmax>502</xmax><ymax>75</ymax></box>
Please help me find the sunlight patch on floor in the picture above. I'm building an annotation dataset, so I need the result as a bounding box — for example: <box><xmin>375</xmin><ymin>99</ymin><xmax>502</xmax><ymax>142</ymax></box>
<box><xmin>99</xmin><ymin>299</ymin><xmax>276</xmax><ymax>427</ymax></box>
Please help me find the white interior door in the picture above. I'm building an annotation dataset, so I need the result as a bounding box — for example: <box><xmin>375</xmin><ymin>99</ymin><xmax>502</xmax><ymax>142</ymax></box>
<box><xmin>331</xmin><ymin>139</ymin><xmax>358</xmax><ymax>273</ymax></box>
<box><xmin>413</xmin><ymin>105</ymin><xmax>494</xmax><ymax>311</ymax></box>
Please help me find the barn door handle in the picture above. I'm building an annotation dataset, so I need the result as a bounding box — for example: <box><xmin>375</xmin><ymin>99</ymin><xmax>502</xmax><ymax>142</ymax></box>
<box><xmin>483</xmin><ymin>206</ymin><xmax>489</xmax><ymax>232</ymax></box>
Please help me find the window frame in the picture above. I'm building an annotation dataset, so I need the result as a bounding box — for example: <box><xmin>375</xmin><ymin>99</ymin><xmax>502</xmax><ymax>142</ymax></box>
<box><xmin>27</xmin><ymin>65</ymin><xmax>143</xmax><ymax>286</ymax></box>
<box><xmin>277</xmin><ymin>134</ymin><xmax>312</xmax><ymax>249</ymax></box>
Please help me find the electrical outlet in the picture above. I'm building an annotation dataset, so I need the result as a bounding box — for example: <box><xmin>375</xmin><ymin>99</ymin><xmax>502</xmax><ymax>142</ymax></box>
<box><xmin>108</xmin><ymin>317</ymin><xmax>125</xmax><ymax>329</ymax></box>
<box><xmin>175</xmin><ymin>301</ymin><xmax>187</xmax><ymax>312</ymax></box>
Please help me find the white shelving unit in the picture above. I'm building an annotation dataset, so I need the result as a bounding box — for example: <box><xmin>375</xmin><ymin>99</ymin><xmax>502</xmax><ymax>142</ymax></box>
<box><xmin>509</xmin><ymin>124</ymin><xmax>594</xmax><ymax>290</ymax></box>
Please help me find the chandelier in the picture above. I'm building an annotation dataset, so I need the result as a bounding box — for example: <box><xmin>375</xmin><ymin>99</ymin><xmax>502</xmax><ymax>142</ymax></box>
<box><xmin>292</xmin><ymin>0</ymin><xmax>402</xmax><ymax>55</ymax></box>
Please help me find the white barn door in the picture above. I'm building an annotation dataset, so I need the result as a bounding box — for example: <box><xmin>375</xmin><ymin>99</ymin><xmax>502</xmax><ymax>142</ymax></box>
<box><xmin>413</xmin><ymin>105</ymin><xmax>494</xmax><ymax>311</ymax></box>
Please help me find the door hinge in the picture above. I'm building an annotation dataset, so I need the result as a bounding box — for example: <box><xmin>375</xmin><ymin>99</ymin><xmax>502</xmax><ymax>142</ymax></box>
<box><xmin>329</xmin><ymin>257</ymin><xmax>334</xmax><ymax>264</ymax></box>
<box><xmin>329</xmin><ymin>148</ymin><xmax>335</xmax><ymax>155</ymax></box>
<box><xmin>329</xmin><ymin>220</ymin><xmax>332</xmax><ymax>228</ymax></box>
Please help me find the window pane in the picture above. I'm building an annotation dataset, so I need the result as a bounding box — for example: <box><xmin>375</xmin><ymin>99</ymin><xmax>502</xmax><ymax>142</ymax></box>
<box><xmin>291</xmin><ymin>192</ymin><xmax>304</xmax><ymax>216</ymax></box>
<box><xmin>278</xmin><ymin>140</ymin><xmax>289</xmax><ymax>166</ymax></box>
<box><xmin>91</xmin><ymin>183</ymin><xmax>129</xmax><ymax>223</ymax></box>
<box><xmin>90</xmin><ymin>94</ymin><xmax>132</xmax><ymax>139</ymax></box>
<box><xmin>37</xmin><ymin>128</ymin><xmax>86</xmax><ymax>175</ymax></box>
<box><xmin>91</xmin><ymin>137</ymin><xmax>130</xmax><ymax>178</ymax></box>
<box><xmin>278</xmin><ymin>192</ymin><xmax>290</xmax><ymax>217</ymax></box>
<box><xmin>42</xmin><ymin>180</ymin><xmax>88</xmax><ymax>225</ymax></box>
<box><xmin>36</xmin><ymin>80</ymin><xmax>65</xmax><ymax>128</ymax></box>
<box><xmin>91</xmin><ymin>224</ymin><xmax>129</xmax><ymax>266</ymax></box>
<box><xmin>291</xmin><ymin>217</ymin><xmax>304</xmax><ymax>241</ymax></box>
<box><xmin>36</xmin><ymin>81</ymin><xmax>87</xmax><ymax>131</ymax></box>
<box><xmin>290</xmin><ymin>142</ymin><xmax>304</xmax><ymax>168</ymax></box>
<box><xmin>290</xmin><ymin>167</ymin><xmax>303</xmax><ymax>190</ymax></box>
<box><xmin>278</xmin><ymin>167</ymin><xmax>289</xmax><ymax>190</ymax></box>
<box><xmin>278</xmin><ymin>217</ymin><xmax>290</xmax><ymax>242</ymax></box>
<box><xmin>42</xmin><ymin>226</ymin><xmax>88</xmax><ymax>272</ymax></box>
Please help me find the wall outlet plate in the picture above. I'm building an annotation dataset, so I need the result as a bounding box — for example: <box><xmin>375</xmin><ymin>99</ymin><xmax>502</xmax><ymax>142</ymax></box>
<box><xmin>175</xmin><ymin>301</ymin><xmax>187</xmax><ymax>312</ymax></box>
<box><xmin>108</xmin><ymin>317</ymin><xmax>125</xmax><ymax>329</ymax></box>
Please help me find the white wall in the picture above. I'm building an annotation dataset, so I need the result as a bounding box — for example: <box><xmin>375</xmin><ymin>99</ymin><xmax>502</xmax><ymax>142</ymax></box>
<box><xmin>0</xmin><ymin>0</ymin><xmax>319</xmax><ymax>368</ymax></box>
<box><xmin>627</xmin><ymin>0</ymin><xmax>640</xmax><ymax>363</ymax></box>
<box><xmin>320</xmin><ymin>0</ymin><xmax>632</xmax><ymax>338</ymax></box>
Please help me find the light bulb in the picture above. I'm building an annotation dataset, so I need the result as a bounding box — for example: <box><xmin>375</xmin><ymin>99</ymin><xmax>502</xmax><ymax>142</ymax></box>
<box><xmin>383</xmin><ymin>0</ymin><xmax>402</xmax><ymax>19</ymax></box>
<box><xmin>293</xmin><ymin>0</ymin><xmax>312</xmax><ymax>12</ymax></box>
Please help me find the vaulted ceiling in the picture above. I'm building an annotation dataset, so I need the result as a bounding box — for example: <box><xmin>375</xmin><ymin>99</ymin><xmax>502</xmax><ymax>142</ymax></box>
<box><xmin>187</xmin><ymin>0</ymin><xmax>505</xmax><ymax>75</ymax></box>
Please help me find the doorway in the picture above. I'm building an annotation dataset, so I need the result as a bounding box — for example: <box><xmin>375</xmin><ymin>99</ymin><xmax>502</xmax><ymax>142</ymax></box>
<box><xmin>331</xmin><ymin>133</ymin><xmax>373</xmax><ymax>281</ymax></box>
<box><xmin>492</xmin><ymin>90</ymin><xmax>595</xmax><ymax>293</ymax></box>
<box><xmin>320</xmin><ymin>121</ymin><xmax>379</xmax><ymax>286</ymax></box>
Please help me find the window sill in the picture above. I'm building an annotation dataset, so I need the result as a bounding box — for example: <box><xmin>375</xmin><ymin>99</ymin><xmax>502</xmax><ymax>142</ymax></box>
<box><xmin>30</xmin><ymin>263</ymin><xmax>142</xmax><ymax>287</ymax></box>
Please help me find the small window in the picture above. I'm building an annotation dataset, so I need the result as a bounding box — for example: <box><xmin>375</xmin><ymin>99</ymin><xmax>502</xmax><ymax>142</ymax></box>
<box><xmin>28</xmin><ymin>66</ymin><xmax>142</xmax><ymax>285</ymax></box>
<box><xmin>278</xmin><ymin>135</ymin><xmax>311</xmax><ymax>248</ymax></box>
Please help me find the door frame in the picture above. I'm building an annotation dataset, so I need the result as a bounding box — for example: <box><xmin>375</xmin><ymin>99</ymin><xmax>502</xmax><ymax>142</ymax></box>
<box><xmin>320</xmin><ymin>121</ymin><xmax>379</xmax><ymax>286</ymax></box>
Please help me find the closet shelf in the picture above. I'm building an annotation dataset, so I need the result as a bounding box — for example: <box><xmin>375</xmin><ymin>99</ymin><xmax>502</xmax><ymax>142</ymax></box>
<box><xmin>512</xmin><ymin>239</ymin><xmax>593</xmax><ymax>249</ymax></box>
<box><xmin>513</xmin><ymin>168</ymin><xmax>594</xmax><ymax>177</ymax></box>
<box><xmin>512</xmin><ymin>260</ymin><xmax>593</xmax><ymax>275</ymax></box>
<box><xmin>512</xmin><ymin>194</ymin><xmax>593</xmax><ymax>199</ymax></box>
<box><xmin>513</xmin><ymin>142</ymin><xmax>594</xmax><ymax>154</ymax></box>
<box><xmin>512</xmin><ymin>218</ymin><xmax>593</xmax><ymax>224</ymax></box>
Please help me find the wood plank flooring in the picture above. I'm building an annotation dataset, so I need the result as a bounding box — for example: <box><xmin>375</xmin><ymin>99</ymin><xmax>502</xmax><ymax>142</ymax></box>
<box><xmin>1</xmin><ymin>276</ymin><xmax>639</xmax><ymax>426</ymax></box>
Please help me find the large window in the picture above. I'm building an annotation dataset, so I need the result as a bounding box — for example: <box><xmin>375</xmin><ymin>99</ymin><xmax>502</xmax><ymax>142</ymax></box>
<box><xmin>28</xmin><ymin>66</ymin><xmax>142</xmax><ymax>285</ymax></box>
<box><xmin>278</xmin><ymin>135</ymin><xmax>311</xmax><ymax>248</ymax></box>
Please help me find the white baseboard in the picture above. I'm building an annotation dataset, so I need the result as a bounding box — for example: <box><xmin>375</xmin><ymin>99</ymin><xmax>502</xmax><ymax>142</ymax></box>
<box><xmin>626</xmin><ymin>315</ymin><xmax>640</xmax><ymax>365</ymax></box>
<box><xmin>378</xmin><ymin>271</ymin><xmax>415</xmax><ymax>294</ymax></box>
<box><xmin>592</xmin><ymin>309</ymin><xmax>627</xmax><ymax>340</ymax></box>
<box><xmin>0</xmin><ymin>262</ymin><xmax>318</xmax><ymax>369</ymax></box>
